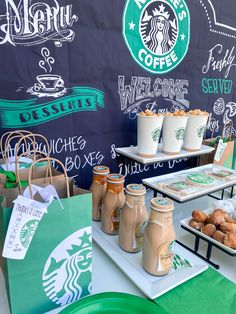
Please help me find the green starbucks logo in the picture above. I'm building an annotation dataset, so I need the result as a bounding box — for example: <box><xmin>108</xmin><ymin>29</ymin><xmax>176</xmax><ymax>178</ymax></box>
<box><xmin>175</xmin><ymin>127</ymin><xmax>185</xmax><ymax>140</ymax></box>
<box><xmin>187</xmin><ymin>173</ymin><xmax>215</xmax><ymax>185</ymax></box>
<box><xmin>197</xmin><ymin>125</ymin><xmax>206</xmax><ymax>139</ymax></box>
<box><xmin>169</xmin><ymin>240</ymin><xmax>175</xmax><ymax>253</ymax></box>
<box><xmin>152</xmin><ymin>127</ymin><xmax>161</xmax><ymax>142</ymax></box>
<box><xmin>42</xmin><ymin>228</ymin><xmax>92</xmax><ymax>306</ymax></box>
<box><xmin>123</xmin><ymin>0</ymin><xmax>190</xmax><ymax>74</ymax></box>
<box><xmin>20</xmin><ymin>220</ymin><xmax>39</xmax><ymax>249</ymax></box>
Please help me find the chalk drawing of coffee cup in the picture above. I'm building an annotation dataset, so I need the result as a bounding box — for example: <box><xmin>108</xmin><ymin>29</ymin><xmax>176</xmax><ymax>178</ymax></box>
<box><xmin>36</xmin><ymin>74</ymin><xmax>64</xmax><ymax>91</ymax></box>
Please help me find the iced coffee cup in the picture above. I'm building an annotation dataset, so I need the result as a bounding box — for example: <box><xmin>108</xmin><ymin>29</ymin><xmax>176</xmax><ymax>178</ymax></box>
<box><xmin>162</xmin><ymin>111</ymin><xmax>188</xmax><ymax>155</ymax></box>
<box><xmin>137</xmin><ymin>110</ymin><xmax>164</xmax><ymax>157</ymax></box>
<box><xmin>183</xmin><ymin>109</ymin><xmax>209</xmax><ymax>151</ymax></box>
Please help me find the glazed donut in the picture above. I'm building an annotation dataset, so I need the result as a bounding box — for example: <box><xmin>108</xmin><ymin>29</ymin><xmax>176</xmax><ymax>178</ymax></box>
<box><xmin>208</xmin><ymin>210</ymin><xmax>227</xmax><ymax>226</ymax></box>
<box><xmin>224</xmin><ymin>232</ymin><xmax>236</xmax><ymax>249</ymax></box>
<box><xmin>192</xmin><ymin>210</ymin><xmax>208</xmax><ymax>223</ymax></box>
<box><xmin>220</xmin><ymin>222</ymin><xmax>236</xmax><ymax>233</ymax></box>
<box><xmin>213</xmin><ymin>230</ymin><xmax>225</xmax><ymax>244</ymax></box>
<box><xmin>189</xmin><ymin>219</ymin><xmax>204</xmax><ymax>231</ymax></box>
<box><xmin>201</xmin><ymin>224</ymin><xmax>216</xmax><ymax>237</ymax></box>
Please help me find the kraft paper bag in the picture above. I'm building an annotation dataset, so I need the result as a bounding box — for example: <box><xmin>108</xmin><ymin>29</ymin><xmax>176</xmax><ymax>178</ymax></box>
<box><xmin>0</xmin><ymin>165</ymin><xmax>66</xmax><ymax>208</ymax></box>
<box><xmin>199</xmin><ymin>138</ymin><xmax>216</xmax><ymax>166</ymax></box>
<box><xmin>213</xmin><ymin>138</ymin><xmax>236</xmax><ymax>169</ymax></box>
<box><xmin>0</xmin><ymin>132</ymin><xmax>51</xmax><ymax>171</ymax></box>
<box><xmin>199</xmin><ymin>122</ymin><xmax>235</xmax><ymax>167</ymax></box>
<box><xmin>0</xmin><ymin>179</ymin><xmax>92</xmax><ymax>314</ymax></box>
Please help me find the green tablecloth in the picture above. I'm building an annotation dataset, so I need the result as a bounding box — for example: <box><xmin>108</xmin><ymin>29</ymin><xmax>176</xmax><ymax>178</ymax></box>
<box><xmin>154</xmin><ymin>268</ymin><xmax>236</xmax><ymax>314</ymax></box>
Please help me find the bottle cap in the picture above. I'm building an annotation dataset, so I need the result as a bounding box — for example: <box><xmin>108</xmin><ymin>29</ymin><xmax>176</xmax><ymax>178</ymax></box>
<box><xmin>126</xmin><ymin>184</ymin><xmax>146</xmax><ymax>196</ymax></box>
<box><xmin>151</xmin><ymin>197</ymin><xmax>174</xmax><ymax>212</ymax></box>
<box><xmin>93</xmin><ymin>165</ymin><xmax>110</xmax><ymax>175</ymax></box>
<box><xmin>107</xmin><ymin>174</ymin><xmax>124</xmax><ymax>184</ymax></box>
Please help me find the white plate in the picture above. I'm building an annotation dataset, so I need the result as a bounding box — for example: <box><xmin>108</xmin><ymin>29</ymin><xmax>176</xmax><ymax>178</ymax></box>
<box><xmin>92</xmin><ymin>222</ymin><xmax>208</xmax><ymax>299</ymax></box>
<box><xmin>115</xmin><ymin>144</ymin><xmax>215</xmax><ymax>165</ymax></box>
<box><xmin>181</xmin><ymin>208</ymin><xmax>236</xmax><ymax>255</ymax></box>
<box><xmin>142</xmin><ymin>164</ymin><xmax>236</xmax><ymax>203</ymax></box>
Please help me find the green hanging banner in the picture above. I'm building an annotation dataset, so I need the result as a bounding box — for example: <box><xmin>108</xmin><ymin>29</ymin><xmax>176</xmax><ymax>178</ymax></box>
<box><xmin>0</xmin><ymin>87</ymin><xmax>104</xmax><ymax>128</ymax></box>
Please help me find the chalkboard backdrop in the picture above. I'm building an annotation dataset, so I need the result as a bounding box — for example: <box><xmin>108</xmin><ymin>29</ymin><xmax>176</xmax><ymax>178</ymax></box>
<box><xmin>0</xmin><ymin>0</ymin><xmax>235</xmax><ymax>188</ymax></box>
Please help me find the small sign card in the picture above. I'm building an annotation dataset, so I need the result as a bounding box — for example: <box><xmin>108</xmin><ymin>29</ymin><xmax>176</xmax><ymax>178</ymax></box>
<box><xmin>2</xmin><ymin>185</ymin><xmax>62</xmax><ymax>260</ymax></box>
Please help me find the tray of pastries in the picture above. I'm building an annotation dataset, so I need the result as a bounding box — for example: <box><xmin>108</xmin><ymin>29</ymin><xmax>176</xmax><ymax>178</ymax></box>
<box><xmin>180</xmin><ymin>197</ymin><xmax>236</xmax><ymax>254</ymax></box>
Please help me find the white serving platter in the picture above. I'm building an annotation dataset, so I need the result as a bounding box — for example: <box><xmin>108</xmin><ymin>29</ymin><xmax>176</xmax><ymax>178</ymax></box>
<box><xmin>181</xmin><ymin>207</ymin><xmax>236</xmax><ymax>255</ymax></box>
<box><xmin>115</xmin><ymin>144</ymin><xmax>215</xmax><ymax>165</ymax></box>
<box><xmin>142</xmin><ymin>164</ymin><xmax>236</xmax><ymax>203</ymax></box>
<box><xmin>92</xmin><ymin>221</ymin><xmax>208</xmax><ymax>299</ymax></box>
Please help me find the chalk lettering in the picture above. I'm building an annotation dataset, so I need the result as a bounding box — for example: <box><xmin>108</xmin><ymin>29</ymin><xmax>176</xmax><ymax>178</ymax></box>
<box><xmin>0</xmin><ymin>0</ymin><xmax>78</xmax><ymax>46</ymax></box>
<box><xmin>202</xmin><ymin>44</ymin><xmax>236</xmax><ymax>79</ymax></box>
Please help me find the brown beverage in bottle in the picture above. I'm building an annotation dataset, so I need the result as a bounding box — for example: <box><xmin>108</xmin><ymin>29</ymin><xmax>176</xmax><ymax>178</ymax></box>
<box><xmin>142</xmin><ymin>197</ymin><xmax>176</xmax><ymax>276</ymax></box>
<box><xmin>101</xmin><ymin>174</ymin><xmax>125</xmax><ymax>235</ymax></box>
<box><xmin>119</xmin><ymin>184</ymin><xmax>148</xmax><ymax>253</ymax></box>
<box><xmin>89</xmin><ymin>165</ymin><xmax>110</xmax><ymax>221</ymax></box>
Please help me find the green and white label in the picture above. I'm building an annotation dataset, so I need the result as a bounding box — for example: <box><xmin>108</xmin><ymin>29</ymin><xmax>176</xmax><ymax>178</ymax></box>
<box><xmin>152</xmin><ymin>127</ymin><xmax>161</xmax><ymax>142</ymax></box>
<box><xmin>123</xmin><ymin>0</ymin><xmax>190</xmax><ymax>74</ymax></box>
<box><xmin>2</xmin><ymin>195</ymin><xmax>47</xmax><ymax>260</ymax></box>
<box><xmin>20</xmin><ymin>220</ymin><xmax>39</xmax><ymax>249</ymax></box>
<box><xmin>197</xmin><ymin>125</ymin><xmax>206</xmax><ymax>138</ymax></box>
<box><xmin>175</xmin><ymin>127</ymin><xmax>185</xmax><ymax>140</ymax></box>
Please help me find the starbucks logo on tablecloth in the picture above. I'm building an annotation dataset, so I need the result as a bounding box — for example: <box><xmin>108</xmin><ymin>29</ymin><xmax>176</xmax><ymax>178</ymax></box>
<box><xmin>197</xmin><ymin>126</ymin><xmax>206</xmax><ymax>139</ymax></box>
<box><xmin>152</xmin><ymin>128</ymin><xmax>161</xmax><ymax>142</ymax></box>
<box><xmin>123</xmin><ymin>0</ymin><xmax>190</xmax><ymax>74</ymax></box>
<box><xmin>175</xmin><ymin>127</ymin><xmax>185</xmax><ymax>140</ymax></box>
<box><xmin>42</xmin><ymin>228</ymin><xmax>92</xmax><ymax>306</ymax></box>
<box><xmin>20</xmin><ymin>220</ymin><xmax>39</xmax><ymax>249</ymax></box>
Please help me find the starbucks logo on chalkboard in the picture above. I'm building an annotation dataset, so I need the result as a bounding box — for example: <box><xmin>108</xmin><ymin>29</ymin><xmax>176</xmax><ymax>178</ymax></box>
<box><xmin>123</xmin><ymin>0</ymin><xmax>190</xmax><ymax>74</ymax></box>
<box><xmin>42</xmin><ymin>228</ymin><xmax>92</xmax><ymax>306</ymax></box>
<box><xmin>175</xmin><ymin>127</ymin><xmax>185</xmax><ymax>140</ymax></box>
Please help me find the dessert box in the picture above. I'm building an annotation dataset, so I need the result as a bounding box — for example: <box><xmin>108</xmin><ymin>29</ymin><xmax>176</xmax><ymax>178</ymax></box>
<box><xmin>92</xmin><ymin>221</ymin><xmax>208</xmax><ymax>299</ymax></box>
<box><xmin>204</xmin><ymin>169</ymin><xmax>236</xmax><ymax>181</ymax></box>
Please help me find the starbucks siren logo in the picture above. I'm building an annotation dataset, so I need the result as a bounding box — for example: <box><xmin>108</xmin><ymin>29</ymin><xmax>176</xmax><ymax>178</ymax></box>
<box><xmin>152</xmin><ymin>128</ymin><xmax>161</xmax><ymax>142</ymax></box>
<box><xmin>42</xmin><ymin>228</ymin><xmax>92</xmax><ymax>306</ymax></box>
<box><xmin>175</xmin><ymin>127</ymin><xmax>185</xmax><ymax>140</ymax></box>
<box><xmin>197</xmin><ymin>125</ymin><xmax>206</xmax><ymax>139</ymax></box>
<box><xmin>123</xmin><ymin>0</ymin><xmax>190</xmax><ymax>74</ymax></box>
<box><xmin>20</xmin><ymin>220</ymin><xmax>39</xmax><ymax>249</ymax></box>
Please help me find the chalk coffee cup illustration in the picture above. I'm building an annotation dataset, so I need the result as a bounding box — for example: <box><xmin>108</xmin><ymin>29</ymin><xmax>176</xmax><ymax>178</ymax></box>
<box><xmin>162</xmin><ymin>115</ymin><xmax>188</xmax><ymax>155</ymax></box>
<box><xmin>137</xmin><ymin>114</ymin><xmax>164</xmax><ymax>157</ymax></box>
<box><xmin>36</xmin><ymin>74</ymin><xmax>64</xmax><ymax>91</ymax></box>
<box><xmin>184</xmin><ymin>114</ymin><xmax>209</xmax><ymax>151</ymax></box>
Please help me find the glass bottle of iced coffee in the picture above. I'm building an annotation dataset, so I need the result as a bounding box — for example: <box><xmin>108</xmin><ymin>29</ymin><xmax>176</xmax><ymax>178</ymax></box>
<box><xmin>101</xmin><ymin>174</ymin><xmax>125</xmax><ymax>235</ymax></box>
<box><xmin>142</xmin><ymin>197</ymin><xmax>176</xmax><ymax>276</ymax></box>
<box><xmin>89</xmin><ymin>166</ymin><xmax>110</xmax><ymax>221</ymax></box>
<box><xmin>119</xmin><ymin>184</ymin><xmax>148</xmax><ymax>253</ymax></box>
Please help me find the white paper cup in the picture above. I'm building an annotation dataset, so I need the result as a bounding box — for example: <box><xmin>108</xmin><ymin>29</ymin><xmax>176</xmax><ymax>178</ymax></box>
<box><xmin>183</xmin><ymin>115</ymin><xmax>209</xmax><ymax>151</ymax></box>
<box><xmin>137</xmin><ymin>115</ymin><xmax>164</xmax><ymax>156</ymax></box>
<box><xmin>162</xmin><ymin>116</ymin><xmax>188</xmax><ymax>155</ymax></box>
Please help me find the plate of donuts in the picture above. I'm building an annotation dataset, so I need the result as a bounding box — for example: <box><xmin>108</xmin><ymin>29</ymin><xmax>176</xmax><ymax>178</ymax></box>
<box><xmin>181</xmin><ymin>198</ymin><xmax>236</xmax><ymax>254</ymax></box>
